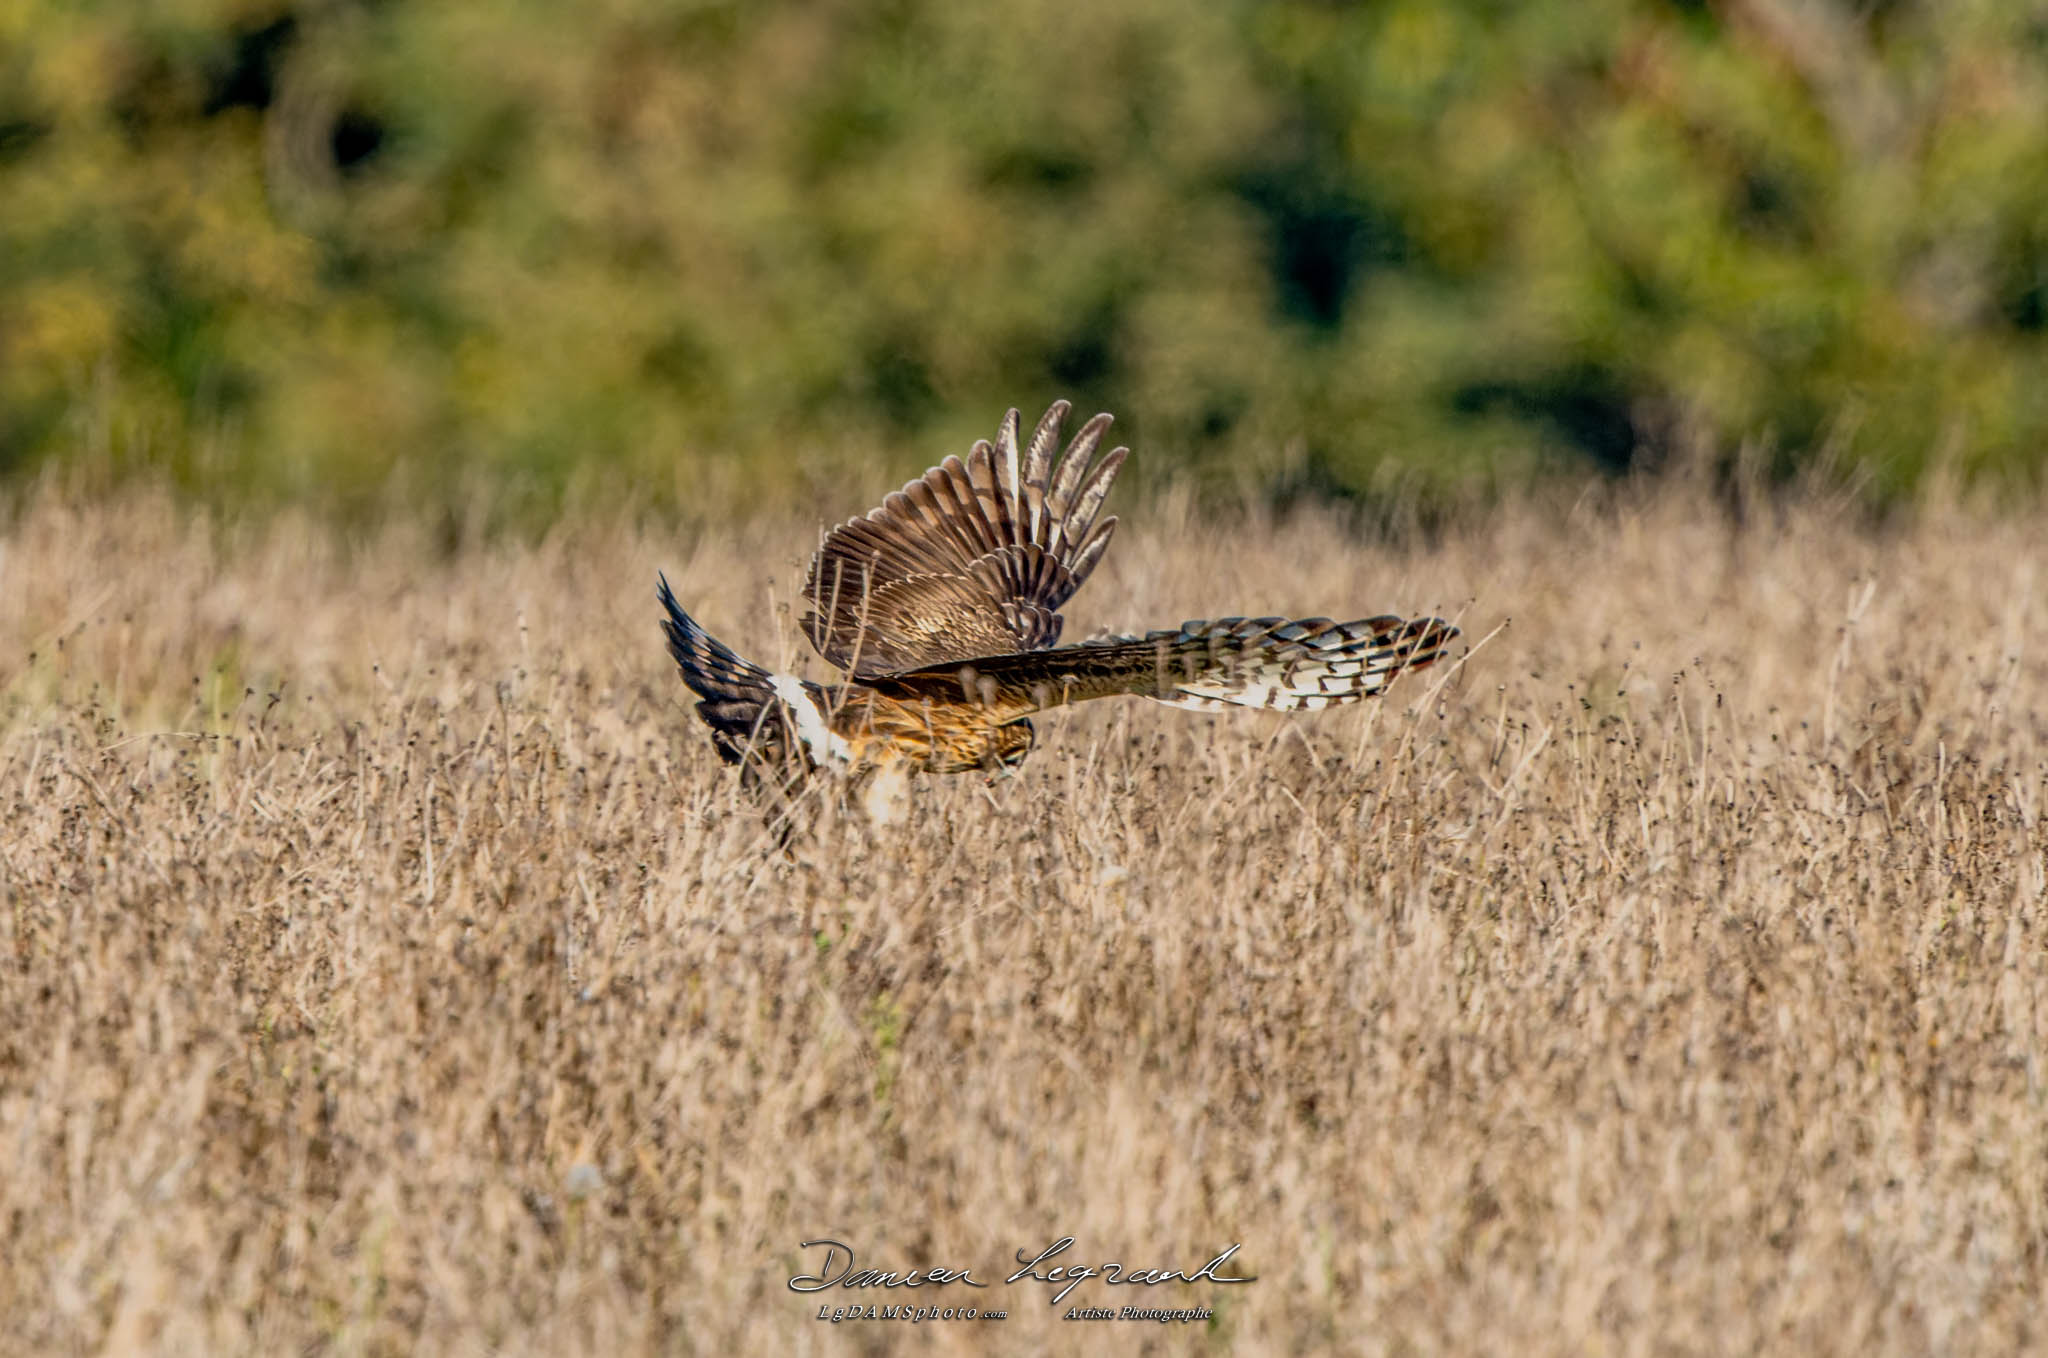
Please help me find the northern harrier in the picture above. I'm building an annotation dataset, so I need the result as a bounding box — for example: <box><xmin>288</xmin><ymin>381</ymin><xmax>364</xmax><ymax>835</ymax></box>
<box><xmin>659</xmin><ymin>401</ymin><xmax>1458</xmax><ymax>797</ymax></box>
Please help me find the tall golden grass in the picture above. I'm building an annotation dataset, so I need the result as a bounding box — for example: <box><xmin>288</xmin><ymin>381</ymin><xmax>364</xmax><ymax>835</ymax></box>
<box><xmin>3</xmin><ymin>472</ymin><xmax>2044</xmax><ymax>1354</ymax></box>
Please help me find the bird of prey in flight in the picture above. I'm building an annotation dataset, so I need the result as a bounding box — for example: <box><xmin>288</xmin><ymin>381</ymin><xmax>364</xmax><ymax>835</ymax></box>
<box><xmin>659</xmin><ymin>401</ymin><xmax>1457</xmax><ymax>802</ymax></box>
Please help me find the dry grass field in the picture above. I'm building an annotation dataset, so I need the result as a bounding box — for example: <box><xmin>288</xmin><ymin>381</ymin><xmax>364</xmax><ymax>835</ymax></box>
<box><xmin>3</xmin><ymin>471</ymin><xmax>2046</xmax><ymax>1355</ymax></box>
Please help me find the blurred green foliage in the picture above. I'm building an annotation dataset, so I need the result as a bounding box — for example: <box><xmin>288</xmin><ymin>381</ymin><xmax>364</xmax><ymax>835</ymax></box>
<box><xmin>4</xmin><ymin>0</ymin><xmax>2047</xmax><ymax>515</ymax></box>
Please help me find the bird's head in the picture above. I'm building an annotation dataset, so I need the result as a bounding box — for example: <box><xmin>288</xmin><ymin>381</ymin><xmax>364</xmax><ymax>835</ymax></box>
<box><xmin>986</xmin><ymin>719</ymin><xmax>1035</xmax><ymax>776</ymax></box>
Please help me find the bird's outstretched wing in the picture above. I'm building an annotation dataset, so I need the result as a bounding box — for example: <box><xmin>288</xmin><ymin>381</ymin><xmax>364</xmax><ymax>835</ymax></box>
<box><xmin>803</xmin><ymin>401</ymin><xmax>1128</xmax><ymax>679</ymax></box>
<box><xmin>866</xmin><ymin>615</ymin><xmax>1460</xmax><ymax>721</ymax></box>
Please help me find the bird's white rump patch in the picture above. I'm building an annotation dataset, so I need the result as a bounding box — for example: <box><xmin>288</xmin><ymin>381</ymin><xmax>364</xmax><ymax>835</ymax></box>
<box><xmin>770</xmin><ymin>673</ymin><xmax>853</xmax><ymax>764</ymax></box>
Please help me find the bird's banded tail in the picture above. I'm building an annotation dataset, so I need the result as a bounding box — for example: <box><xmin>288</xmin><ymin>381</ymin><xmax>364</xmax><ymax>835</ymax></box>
<box><xmin>657</xmin><ymin>575</ymin><xmax>795</xmax><ymax>766</ymax></box>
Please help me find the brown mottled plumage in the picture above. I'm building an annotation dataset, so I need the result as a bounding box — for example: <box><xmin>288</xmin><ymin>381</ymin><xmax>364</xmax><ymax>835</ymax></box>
<box><xmin>802</xmin><ymin>403</ymin><xmax>1124</xmax><ymax>677</ymax></box>
<box><xmin>659</xmin><ymin>401</ymin><xmax>1459</xmax><ymax>797</ymax></box>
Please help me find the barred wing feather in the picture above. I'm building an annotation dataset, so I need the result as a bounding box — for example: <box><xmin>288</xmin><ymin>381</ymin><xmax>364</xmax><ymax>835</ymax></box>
<box><xmin>803</xmin><ymin>402</ymin><xmax>1127</xmax><ymax>678</ymax></box>
<box><xmin>870</xmin><ymin>615</ymin><xmax>1460</xmax><ymax>720</ymax></box>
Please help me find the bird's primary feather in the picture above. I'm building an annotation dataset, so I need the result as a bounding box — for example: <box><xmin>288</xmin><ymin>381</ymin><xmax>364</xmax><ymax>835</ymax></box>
<box><xmin>801</xmin><ymin>401</ymin><xmax>1126</xmax><ymax>677</ymax></box>
<box><xmin>867</xmin><ymin>615</ymin><xmax>1459</xmax><ymax>721</ymax></box>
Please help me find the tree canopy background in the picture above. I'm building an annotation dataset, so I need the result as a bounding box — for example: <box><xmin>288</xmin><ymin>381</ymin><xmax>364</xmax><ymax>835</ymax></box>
<box><xmin>4</xmin><ymin>0</ymin><xmax>2046</xmax><ymax>516</ymax></box>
